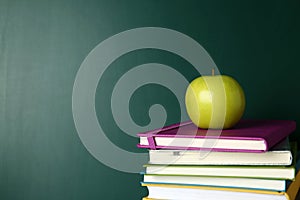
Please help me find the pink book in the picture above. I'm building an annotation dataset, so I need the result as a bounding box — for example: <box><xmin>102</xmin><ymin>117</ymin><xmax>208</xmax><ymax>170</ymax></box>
<box><xmin>137</xmin><ymin>120</ymin><xmax>296</xmax><ymax>152</ymax></box>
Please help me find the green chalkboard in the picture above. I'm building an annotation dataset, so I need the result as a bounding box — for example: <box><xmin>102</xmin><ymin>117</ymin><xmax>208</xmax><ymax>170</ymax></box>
<box><xmin>0</xmin><ymin>0</ymin><xmax>299</xmax><ymax>199</ymax></box>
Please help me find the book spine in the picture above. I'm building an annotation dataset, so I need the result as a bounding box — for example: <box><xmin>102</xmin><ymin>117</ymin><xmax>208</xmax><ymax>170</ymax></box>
<box><xmin>147</xmin><ymin>136</ymin><xmax>157</xmax><ymax>150</ymax></box>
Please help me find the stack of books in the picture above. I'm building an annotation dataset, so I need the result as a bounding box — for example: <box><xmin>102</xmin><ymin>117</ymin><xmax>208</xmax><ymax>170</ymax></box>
<box><xmin>137</xmin><ymin>119</ymin><xmax>300</xmax><ymax>200</ymax></box>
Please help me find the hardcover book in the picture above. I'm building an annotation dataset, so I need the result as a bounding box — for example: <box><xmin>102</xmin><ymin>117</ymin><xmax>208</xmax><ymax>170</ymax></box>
<box><xmin>143</xmin><ymin>174</ymin><xmax>287</xmax><ymax>191</ymax></box>
<box><xmin>147</xmin><ymin>138</ymin><xmax>294</xmax><ymax>166</ymax></box>
<box><xmin>137</xmin><ymin>120</ymin><xmax>296</xmax><ymax>152</ymax></box>
<box><xmin>144</xmin><ymin>164</ymin><xmax>295</xmax><ymax>180</ymax></box>
<box><xmin>142</xmin><ymin>170</ymin><xmax>300</xmax><ymax>200</ymax></box>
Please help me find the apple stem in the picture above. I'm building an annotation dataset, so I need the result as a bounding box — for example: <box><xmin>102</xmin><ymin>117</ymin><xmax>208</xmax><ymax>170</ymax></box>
<box><xmin>212</xmin><ymin>68</ymin><xmax>215</xmax><ymax>76</ymax></box>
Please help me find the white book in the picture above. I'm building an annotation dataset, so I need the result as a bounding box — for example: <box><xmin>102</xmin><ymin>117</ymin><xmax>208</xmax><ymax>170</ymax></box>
<box><xmin>143</xmin><ymin>184</ymin><xmax>290</xmax><ymax>200</ymax></box>
<box><xmin>145</xmin><ymin>164</ymin><xmax>295</xmax><ymax>180</ymax></box>
<box><xmin>143</xmin><ymin>174</ymin><xmax>286</xmax><ymax>191</ymax></box>
<box><xmin>148</xmin><ymin>138</ymin><xmax>292</xmax><ymax>166</ymax></box>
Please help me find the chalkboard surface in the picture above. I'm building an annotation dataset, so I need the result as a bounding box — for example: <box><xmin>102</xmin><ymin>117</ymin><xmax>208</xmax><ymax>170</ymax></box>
<box><xmin>0</xmin><ymin>0</ymin><xmax>299</xmax><ymax>199</ymax></box>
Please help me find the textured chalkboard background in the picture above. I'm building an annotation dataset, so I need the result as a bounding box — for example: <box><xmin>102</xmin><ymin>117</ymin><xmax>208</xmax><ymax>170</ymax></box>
<box><xmin>0</xmin><ymin>0</ymin><xmax>299</xmax><ymax>199</ymax></box>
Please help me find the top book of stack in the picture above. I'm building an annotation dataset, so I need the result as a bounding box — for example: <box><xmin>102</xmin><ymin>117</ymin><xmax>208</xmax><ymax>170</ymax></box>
<box><xmin>137</xmin><ymin>119</ymin><xmax>296</xmax><ymax>152</ymax></box>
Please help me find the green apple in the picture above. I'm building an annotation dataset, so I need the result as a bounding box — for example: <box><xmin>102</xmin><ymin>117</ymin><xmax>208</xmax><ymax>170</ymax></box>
<box><xmin>185</xmin><ymin>75</ymin><xmax>245</xmax><ymax>129</ymax></box>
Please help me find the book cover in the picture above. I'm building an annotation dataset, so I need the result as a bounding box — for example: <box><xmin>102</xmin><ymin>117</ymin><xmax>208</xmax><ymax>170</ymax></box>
<box><xmin>137</xmin><ymin>119</ymin><xmax>296</xmax><ymax>152</ymax></box>
<box><xmin>287</xmin><ymin>170</ymin><xmax>300</xmax><ymax>200</ymax></box>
